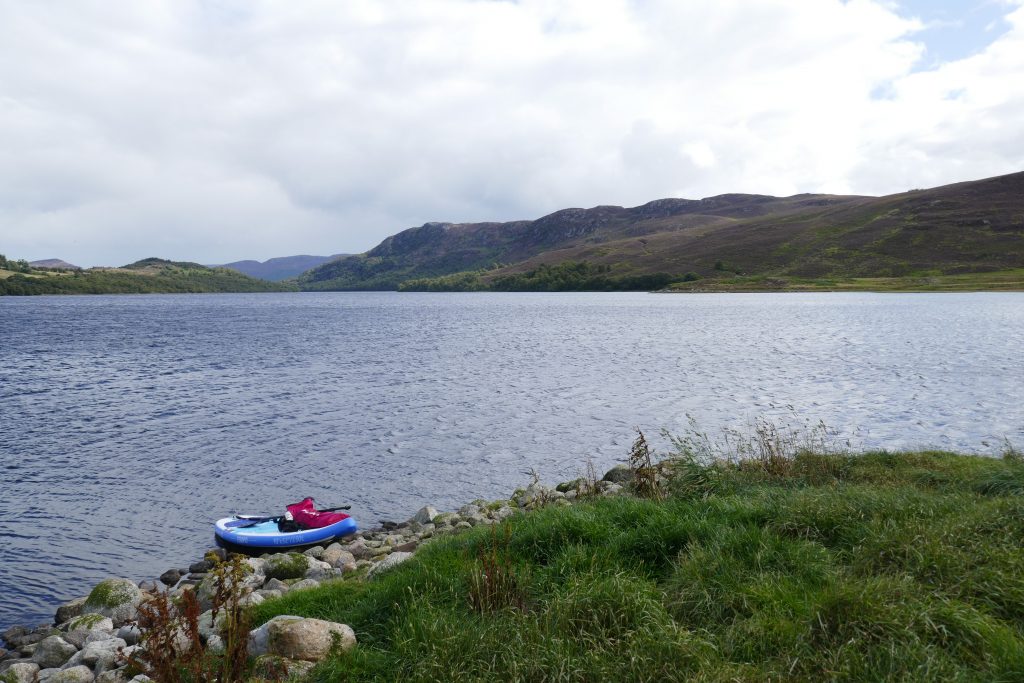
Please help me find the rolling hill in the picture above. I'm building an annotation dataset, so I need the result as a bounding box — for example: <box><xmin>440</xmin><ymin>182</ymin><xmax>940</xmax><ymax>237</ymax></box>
<box><xmin>0</xmin><ymin>257</ymin><xmax>295</xmax><ymax>295</ymax></box>
<box><xmin>297</xmin><ymin>171</ymin><xmax>1024</xmax><ymax>291</ymax></box>
<box><xmin>217</xmin><ymin>254</ymin><xmax>349</xmax><ymax>281</ymax></box>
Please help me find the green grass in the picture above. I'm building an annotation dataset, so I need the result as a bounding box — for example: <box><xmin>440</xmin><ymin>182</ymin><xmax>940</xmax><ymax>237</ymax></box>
<box><xmin>666</xmin><ymin>269</ymin><xmax>1024</xmax><ymax>292</ymax></box>
<box><xmin>250</xmin><ymin>450</ymin><xmax>1024</xmax><ymax>681</ymax></box>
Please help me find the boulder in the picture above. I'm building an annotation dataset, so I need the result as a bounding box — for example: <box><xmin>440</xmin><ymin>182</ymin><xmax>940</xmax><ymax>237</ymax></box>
<box><xmin>63</xmin><ymin>616</ymin><xmax>114</xmax><ymax>649</ymax></box>
<box><xmin>81</xmin><ymin>580</ymin><xmax>142</xmax><ymax>627</ymax></box>
<box><xmin>262</xmin><ymin>553</ymin><xmax>309</xmax><ymax>581</ymax></box>
<box><xmin>54</xmin><ymin>598</ymin><xmax>87</xmax><ymax>626</ymax></box>
<box><xmin>366</xmin><ymin>552</ymin><xmax>414</xmax><ymax>580</ymax></box>
<box><xmin>194</xmin><ymin>560</ymin><xmax>265</xmax><ymax>611</ymax></box>
<box><xmin>49</xmin><ymin>665</ymin><xmax>95</xmax><ymax>683</ymax></box>
<box><xmin>263</xmin><ymin>578</ymin><xmax>289</xmax><ymax>593</ymax></box>
<box><xmin>115</xmin><ymin>625</ymin><xmax>140</xmax><ymax>647</ymax></box>
<box><xmin>601</xmin><ymin>464</ymin><xmax>634</xmax><ymax>484</ymax></box>
<box><xmin>95</xmin><ymin>669</ymin><xmax>132</xmax><ymax>683</ymax></box>
<box><xmin>31</xmin><ymin>636</ymin><xmax>78</xmax><ymax>670</ymax></box>
<box><xmin>289</xmin><ymin>579</ymin><xmax>320</xmax><ymax>592</ymax></box>
<box><xmin>321</xmin><ymin>545</ymin><xmax>356</xmax><ymax>569</ymax></box>
<box><xmin>249</xmin><ymin>616</ymin><xmax>355</xmax><ymax>662</ymax></box>
<box><xmin>412</xmin><ymin>506</ymin><xmax>439</xmax><ymax>525</ymax></box>
<box><xmin>302</xmin><ymin>546</ymin><xmax>325</xmax><ymax>560</ymax></box>
<box><xmin>158</xmin><ymin>569</ymin><xmax>182</xmax><ymax>587</ymax></box>
<box><xmin>303</xmin><ymin>558</ymin><xmax>338</xmax><ymax>581</ymax></box>
<box><xmin>75</xmin><ymin>638</ymin><xmax>125</xmax><ymax>669</ymax></box>
<box><xmin>2</xmin><ymin>662</ymin><xmax>40</xmax><ymax>683</ymax></box>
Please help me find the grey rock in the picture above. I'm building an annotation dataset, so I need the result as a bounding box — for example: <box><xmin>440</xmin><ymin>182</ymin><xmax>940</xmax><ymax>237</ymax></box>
<box><xmin>602</xmin><ymin>483</ymin><xmax>625</xmax><ymax>495</ymax></box>
<box><xmin>393</xmin><ymin>540</ymin><xmax>418</xmax><ymax>553</ymax></box>
<box><xmin>366</xmin><ymin>552</ymin><xmax>414</xmax><ymax>580</ymax></box>
<box><xmin>263</xmin><ymin>578</ymin><xmax>289</xmax><ymax>593</ymax></box>
<box><xmin>458</xmin><ymin>504</ymin><xmax>481</xmax><ymax>517</ymax></box>
<box><xmin>262</xmin><ymin>553</ymin><xmax>310</xmax><ymax>581</ymax></box>
<box><xmin>321</xmin><ymin>545</ymin><xmax>356</xmax><ymax>569</ymax></box>
<box><xmin>206</xmin><ymin>635</ymin><xmax>224</xmax><ymax>654</ymax></box>
<box><xmin>249</xmin><ymin>616</ymin><xmax>355</xmax><ymax>661</ymax></box>
<box><xmin>454</xmin><ymin>521</ymin><xmax>472</xmax><ymax>530</ymax></box>
<box><xmin>64</xmin><ymin>616</ymin><xmax>114</xmax><ymax>649</ymax></box>
<box><xmin>37</xmin><ymin>668</ymin><xmax>61</xmax><ymax>682</ymax></box>
<box><xmin>302</xmin><ymin>546</ymin><xmax>325</xmax><ymax>560</ymax></box>
<box><xmin>96</xmin><ymin>669</ymin><xmax>132</xmax><ymax>683</ymax></box>
<box><xmin>158</xmin><ymin>569</ymin><xmax>182</xmax><ymax>587</ymax></box>
<box><xmin>81</xmin><ymin>580</ymin><xmax>142</xmax><ymax>627</ymax></box>
<box><xmin>54</xmin><ymin>598</ymin><xmax>87</xmax><ymax>626</ymax></box>
<box><xmin>303</xmin><ymin>558</ymin><xmax>336</xmax><ymax>580</ymax></box>
<box><xmin>78</xmin><ymin>638</ymin><xmax>126</xmax><ymax>667</ymax></box>
<box><xmin>255</xmin><ymin>589</ymin><xmax>283</xmax><ymax>600</ymax></box>
<box><xmin>115</xmin><ymin>625</ymin><xmax>140</xmax><ymax>647</ymax></box>
<box><xmin>197</xmin><ymin>611</ymin><xmax>225</xmax><ymax>641</ymax></box>
<box><xmin>50</xmin><ymin>666</ymin><xmax>95</xmax><ymax>683</ymax></box>
<box><xmin>290</xmin><ymin>579</ymin><xmax>320</xmax><ymax>591</ymax></box>
<box><xmin>602</xmin><ymin>464</ymin><xmax>634</xmax><ymax>484</ymax></box>
<box><xmin>135</xmin><ymin>580</ymin><xmax>159</xmax><ymax>594</ymax></box>
<box><xmin>412</xmin><ymin>505</ymin><xmax>439</xmax><ymax>525</ymax></box>
<box><xmin>32</xmin><ymin>636</ymin><xmax>78</xmax><ymax>670</ymax></box>
<box><xmin>238</xmin><ymin>592</ymin><xmax>264</xmax><ymax>607</ymax></box>
<box><xmin>2</xmin><ymin>662</ymin><xmax>40</xmax><ymax>683</ymax></box>
<box><xmin>188</xmin><ymin>560</ymin><xmax>212</xmax><ymax>574</ymax></box>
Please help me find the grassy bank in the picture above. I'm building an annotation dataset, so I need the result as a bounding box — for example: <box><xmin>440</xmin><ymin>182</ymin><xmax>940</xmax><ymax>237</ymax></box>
<box><xmin>251</xmin><ymin>449</ymin><xmax>1024</xmax><ymax>681</ymax></box>
<box><xmin>663</xmin><ymin>269</ymin><xmax>1024</xmax><ymax>293</ymax></box>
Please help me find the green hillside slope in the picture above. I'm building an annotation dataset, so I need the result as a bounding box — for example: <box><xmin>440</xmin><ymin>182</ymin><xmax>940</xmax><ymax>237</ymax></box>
<box><xmin>300</xmin><ymin>171</ymin><xmax>1024</xmax><ymax>291</ymax></box>
<box><xmin>0</xmin><ymin>256</ymin><xmax>295</xmax><ymax>295</ymax></box>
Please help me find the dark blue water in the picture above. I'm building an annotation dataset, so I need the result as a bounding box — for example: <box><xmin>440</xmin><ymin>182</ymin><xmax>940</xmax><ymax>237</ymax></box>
<box><xmin>1</xmin><ymin>292</ymin><xmax>1022</xmax><ymax>629</ymax></box>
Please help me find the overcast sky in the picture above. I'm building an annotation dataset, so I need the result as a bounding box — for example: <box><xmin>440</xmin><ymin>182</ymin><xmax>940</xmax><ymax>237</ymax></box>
<box><xmin>2</xmin><ymin>0</ymin><xmax>1022</xmax><ymax>267</ymax></box>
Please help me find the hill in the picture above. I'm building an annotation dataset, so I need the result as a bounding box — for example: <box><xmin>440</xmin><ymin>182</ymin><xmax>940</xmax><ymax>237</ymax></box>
<box><xmin>28</xmin><ymin>258</ymin><xmax>80</xmax><ymax>270</ymax></box>
<box><xmin>298</xmin><ymin>171</ymin><xmax>1024</xmax><ymax>291</ymax></box>
<box><xmin>0</xmin><ymin>256</ymin><xmax>295</xmax><ymax>296</ymax></box>
<box><xmin>217</xmin><ymin>254</ymin><xmax>349</xmax><ymax>281</ymax></box>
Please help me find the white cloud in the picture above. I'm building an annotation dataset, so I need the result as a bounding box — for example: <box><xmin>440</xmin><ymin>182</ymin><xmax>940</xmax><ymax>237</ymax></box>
<box><xmin>0</xmin><ymin>0</ymin><xmax>1021</xmax><ymax>266</ymax></box>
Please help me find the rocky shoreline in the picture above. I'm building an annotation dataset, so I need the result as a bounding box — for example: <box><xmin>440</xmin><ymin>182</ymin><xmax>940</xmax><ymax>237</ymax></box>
<box><xmin>0</xmin><ymin>467</ymin><xmax>632</xmax><ymax>682</ymax></box>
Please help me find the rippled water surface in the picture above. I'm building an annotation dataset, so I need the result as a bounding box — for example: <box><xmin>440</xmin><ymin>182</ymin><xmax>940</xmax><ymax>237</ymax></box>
<box><xmin>1</xmin><ymin>291</ymin><xmax>1022</xmax><ymax>628</ymax></box>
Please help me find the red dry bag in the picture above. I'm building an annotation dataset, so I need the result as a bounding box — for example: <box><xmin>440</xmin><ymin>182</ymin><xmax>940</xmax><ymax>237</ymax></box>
<box><xmin>285</xmin><ymin>497</ymin><xmax>350</xmax><ymax>529</ymax></box>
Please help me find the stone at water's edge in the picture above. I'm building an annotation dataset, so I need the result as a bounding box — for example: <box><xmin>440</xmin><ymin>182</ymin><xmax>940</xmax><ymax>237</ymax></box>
<box><xmin>54</xmin><ymin>598</ymin><xmax>86</xmax><ymax>626</ymax></box>
<box><xmin>413</xmin><ymin>505</ymin><xmax>439</xmax><ymax>524</ymax></box>
<box><xmin>81</xmin><ymin>580</ymin><xmax>142</xmax><ymax>627</ymax></box>
<box><xmin>601</xmin><ymin>464</ymin><xmax>634</xmax><ymax>484</ymax></box>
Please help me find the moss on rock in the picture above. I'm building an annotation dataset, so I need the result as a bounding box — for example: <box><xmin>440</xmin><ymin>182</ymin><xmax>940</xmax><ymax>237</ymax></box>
<box><xmin>264</xmin><ymin>553</ymin><xmax>310</xmax><ymax>581</ymax></box>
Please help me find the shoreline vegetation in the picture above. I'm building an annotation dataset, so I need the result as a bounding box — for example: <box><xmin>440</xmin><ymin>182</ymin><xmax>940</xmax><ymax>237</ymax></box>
<box><xmin>0</xmin><ymin>256</ymin><xmax>294</xmax><ymax>296</ymax></box>
<box><xmin>4</xmin><ymin>252</ymin><xmax>1023</xmax><ymax>295</ymax></box>
<box><xmin>3</xmin><ymin>424</ymin><xmax>1023</xmax><ymax>681</ymax></box>
<box><xmin>398</xmin><ymin>261</ymin><xmax>1024</xmax><ymax>293</ymax></box>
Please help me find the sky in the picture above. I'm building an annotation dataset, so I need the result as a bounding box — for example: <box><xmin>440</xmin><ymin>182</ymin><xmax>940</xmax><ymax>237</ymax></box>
<box><xmin>1</xmin><ymin>0</ymin><xmax>1022</xmax><ymax>267</ymax></box>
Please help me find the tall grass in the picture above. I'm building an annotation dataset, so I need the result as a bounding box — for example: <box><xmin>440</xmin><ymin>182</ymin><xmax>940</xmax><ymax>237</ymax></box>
<box><xmin>250</xmin><ymin>444</ymin><xmax>1024</xmax><ymax>681</ymax></box>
